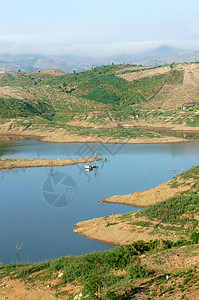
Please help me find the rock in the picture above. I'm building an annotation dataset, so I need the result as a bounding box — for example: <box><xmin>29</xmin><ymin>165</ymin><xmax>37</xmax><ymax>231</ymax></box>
<box><xmin>73</xmin><ymin>292</ymin><xmax>83</xmax><ymax>300</ymax></box>
<box><xmin>58</xmin><ymin>272</ymin><xmax>63</xmax><ymax>278</ymax></box>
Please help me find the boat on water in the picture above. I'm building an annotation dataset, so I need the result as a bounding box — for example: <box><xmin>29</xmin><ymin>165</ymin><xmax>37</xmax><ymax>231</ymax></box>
<box><xmin>84</xmin><ymin>164</ymin><xmax>94</xmax><ymax>171</ymax></box>
<box><xmin>84</xmin><ymin>164</ymin><xmax>99</xmax><ymax>172</ymax></box>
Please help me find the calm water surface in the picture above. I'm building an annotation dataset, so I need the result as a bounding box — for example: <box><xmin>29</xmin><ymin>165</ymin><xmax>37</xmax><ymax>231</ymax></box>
<box><xmin>0</xmin><ymin>140</ymin><xmax>199</xmax><ymax>264</ymax></box>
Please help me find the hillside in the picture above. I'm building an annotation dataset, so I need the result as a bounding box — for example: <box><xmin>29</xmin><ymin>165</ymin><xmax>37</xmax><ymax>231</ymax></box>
<box><xmin>0</xmin><ymin>62</ymin><xmax>199</xmax><ymax>143</ymax></box>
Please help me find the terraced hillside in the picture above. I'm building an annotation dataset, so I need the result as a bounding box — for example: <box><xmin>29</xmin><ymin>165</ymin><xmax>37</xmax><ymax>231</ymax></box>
<box><xmin>0</xmin><ymin>63</ymin><xmax>199</xmax><ymax>142</ymax></box>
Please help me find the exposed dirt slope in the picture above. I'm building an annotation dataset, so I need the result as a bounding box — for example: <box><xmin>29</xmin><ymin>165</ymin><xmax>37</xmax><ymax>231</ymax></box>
<box><xmin>0</xmin><ymin>86</ymin><xmax>36</xmax><ymax>100</ymax></box>
<box><xmin>117</xmin><ymin>65</ymin><xmax>171</xmax><ymax>81</ymax></box>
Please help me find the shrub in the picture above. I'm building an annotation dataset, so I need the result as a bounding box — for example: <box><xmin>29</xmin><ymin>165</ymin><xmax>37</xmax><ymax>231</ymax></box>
<box><xmin>126</xmin><ymin>263</ymin><xmax>151</xmax><ymax>279</ymax></box>
<box><xmin>103</xmin><ymin>290</ymin><xmax>119</xmax><ymax>300</ymax></box>
<box><xmin>190</xmin><ymin>231</ymin><xmax>199</xmax><ymax>244</ymax></box>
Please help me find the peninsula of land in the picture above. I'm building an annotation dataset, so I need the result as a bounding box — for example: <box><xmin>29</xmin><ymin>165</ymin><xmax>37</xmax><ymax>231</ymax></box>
<box><xmin>0</xmin><ymin>157</ymin><xmax>101</xmax><ymax>170</ymax></box>
<box><xmin>73</xmin><ymin>166</ymin><xmax>199</xmax><ymax>245</ymax></box>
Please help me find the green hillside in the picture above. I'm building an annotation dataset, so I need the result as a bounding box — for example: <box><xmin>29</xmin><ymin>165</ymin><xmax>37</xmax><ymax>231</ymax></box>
<box><xmin>0</xmin><ymin>62</ymin><xmax>199</xmax><ymax>140</ymax></box>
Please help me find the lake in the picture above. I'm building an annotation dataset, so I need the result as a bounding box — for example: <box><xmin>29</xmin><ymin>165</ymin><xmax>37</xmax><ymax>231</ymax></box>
<box><xmin>0</xmin><ymin>139</ymin><xmax>199</xmax><ymax>264</ymax></box>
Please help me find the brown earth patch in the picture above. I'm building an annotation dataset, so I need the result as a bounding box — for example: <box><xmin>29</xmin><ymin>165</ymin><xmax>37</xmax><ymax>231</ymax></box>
<box><xmin>0</xmin><ymin>276</ymin><xmax>82</xmax><ymax>300</ymax></box>
<box><xmin>0</xmin><ymin>277</ymin><xmax>56</xmax><ymax>300</ymax></box>
<box><xmin>117</xmin><ymin>66</ymin><xmax>171</xmax><ymax>82</ymax></box>
<box><xmin>0</xmin><ymin>86</ymin><xmax>36</xmax><ymax>101</ymax></box>
<box><xmin>73</xmin><ymin>212</ymin><xmax>186</xmax><ymax>246</ymax></box>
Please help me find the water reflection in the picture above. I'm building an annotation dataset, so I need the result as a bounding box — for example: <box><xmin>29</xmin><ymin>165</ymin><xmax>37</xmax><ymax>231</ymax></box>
<box><xmin>0</xmin><ymin>140</ymin><xmax>199</xmax><ymax>264</ymax></box>
<box><xmin>0</xmin><ymin>167</ymin><xmax>27</xmax><ymax>179</ymax></box>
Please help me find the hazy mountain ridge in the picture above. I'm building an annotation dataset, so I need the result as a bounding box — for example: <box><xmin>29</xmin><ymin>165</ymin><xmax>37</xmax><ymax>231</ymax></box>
<box><xmin>1</xmin><ymin>46</ymin><xmax>199</xmax><ymax>73</ymax></box>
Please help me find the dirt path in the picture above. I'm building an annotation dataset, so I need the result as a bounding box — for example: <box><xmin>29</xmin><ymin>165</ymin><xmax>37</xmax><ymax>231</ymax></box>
<box><xmin>0</xmin><ymin>157</ymin><xmax>101</xmax><ymax>170</ymax></box>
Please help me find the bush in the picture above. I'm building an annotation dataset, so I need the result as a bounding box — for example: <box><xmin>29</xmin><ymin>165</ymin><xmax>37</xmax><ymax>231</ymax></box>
<box><xmin>190</xmin><ymin>231</ymin><xmax>199</xmax><ymax>244</ymax></box>
<box><xmin>126</xmin><ymin>263</ymin><xmax>151</xmax><ymax>279</ymax></box>
<box><xmin>103</xmin><ymin>290</ymin><xmax>119</xmax><ymax>300</ymax></box>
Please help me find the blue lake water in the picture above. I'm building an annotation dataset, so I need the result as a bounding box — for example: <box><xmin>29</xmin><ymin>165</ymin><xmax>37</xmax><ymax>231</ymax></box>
<box><xmin>0</xmin><ymin>139</ymin><xmax>199</xmax><ymax>264</ymax></box>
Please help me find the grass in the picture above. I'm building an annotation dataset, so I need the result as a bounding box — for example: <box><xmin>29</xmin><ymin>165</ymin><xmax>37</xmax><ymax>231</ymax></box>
<box><xmin>134</xmin><ymin>166</ymin><xmax>199</xmax><ymax>236</ymax></box>
<box><xmin>106</xmin><ymin>222</ymin><xmax>118</xmax><ymax>227</ymax></box>
<box><xmin>136</xmin><ymin>193</ymin><xmax>199</xmax><ymax>230</ymax></box>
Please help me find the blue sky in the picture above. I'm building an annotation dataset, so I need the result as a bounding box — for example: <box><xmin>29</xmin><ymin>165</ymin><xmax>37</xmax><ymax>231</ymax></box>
<box><xmin>1</xmin><ymin>0</ymin><xmax>199</xmax><ymax>56</ymax></box>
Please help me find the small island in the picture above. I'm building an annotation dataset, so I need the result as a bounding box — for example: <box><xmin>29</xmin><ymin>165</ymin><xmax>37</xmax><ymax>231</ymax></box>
<box><xmin>0</xmin><ymin>157</ymin><xmax>101</xmax><ymax>170</ymax></box>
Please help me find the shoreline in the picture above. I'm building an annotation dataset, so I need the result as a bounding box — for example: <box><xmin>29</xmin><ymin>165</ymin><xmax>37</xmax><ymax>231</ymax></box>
<box><xmin>0</xmin><ymin>157</ymin><xmax>101</xmax><ymax>170</ymax></box>
<box><xmin>101</xmin><ymin>177</ymin><xmax>191</xmax><ymax>207</ymax></box>
<box><xmin>73</xmin><ymin>177</ymin><xmax>194</xmax><ymax>245</ymax></box>
<box><xmin>0</xmin><ymin>131</ymin><xmax>192</xmax><ymax>145</ymax></box>
<box><xmin>1</xmin><ymin>120</ymin><xmax>199</xmax><ymax>144</ymax></box>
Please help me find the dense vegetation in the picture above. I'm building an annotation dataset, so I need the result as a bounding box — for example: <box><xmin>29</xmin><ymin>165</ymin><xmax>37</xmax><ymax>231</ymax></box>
<box><xmin>0</xmin><ymin>97</ymin><xmax>55</xmax><ymax>120</ymax></box>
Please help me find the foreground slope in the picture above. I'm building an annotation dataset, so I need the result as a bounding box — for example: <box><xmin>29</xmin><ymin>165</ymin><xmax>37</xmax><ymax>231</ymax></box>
<box><xmin>1</xmin><ymin>238</ymin><xmax>199</xmax><ymax>299</ymax></box>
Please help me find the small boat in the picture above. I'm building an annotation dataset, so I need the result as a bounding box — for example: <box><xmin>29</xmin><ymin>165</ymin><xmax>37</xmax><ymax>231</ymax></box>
<box><xmin>84</xmin><ymin>164</ymin><xmax>94</xmax><ymax>171</ymax></box>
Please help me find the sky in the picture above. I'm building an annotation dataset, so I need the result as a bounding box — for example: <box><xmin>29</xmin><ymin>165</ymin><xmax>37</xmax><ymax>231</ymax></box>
<box><xmin>1</xmin><ymin>0</ymin><xmax>199</xmax><ymax>57</ymax></box>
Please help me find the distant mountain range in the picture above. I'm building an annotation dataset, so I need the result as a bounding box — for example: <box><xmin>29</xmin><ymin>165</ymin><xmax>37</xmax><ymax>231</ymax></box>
<box><xmin>1</xmin><ymin>46</ymin><xmax>199</xmax><ymax>73</ymax></box>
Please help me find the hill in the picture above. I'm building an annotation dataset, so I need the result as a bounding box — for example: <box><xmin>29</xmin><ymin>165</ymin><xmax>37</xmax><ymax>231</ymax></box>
<box><xmin>1</xmin><ymin>46</ymin><xmax>199</xmax><ymax>73</ymax></box>
<box><xmin>0</xmin><ymin>62</ymin><xmax>199</xmax><ymax>143</ymax></box>
<box><xmin>133</xmin><ymin>45</ymin><xmax>199</xmax><ymax>66</ymax></box>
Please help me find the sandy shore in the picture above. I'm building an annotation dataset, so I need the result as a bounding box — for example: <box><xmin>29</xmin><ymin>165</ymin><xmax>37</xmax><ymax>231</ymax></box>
<box><xmin>0</xmin><ymin>157</ymin><xmax>101</xmax><ymax>170</ymax></box>
<box><xmin>73</xmin><ymin>213</ymin><xmax>175</xmax><ymax>245</ymax></box>
<box><xmin>0</xmin><ymin>131</ymin><xmax>187</xmax><ymax>144</ymax></box>
<box><xmin>73</xmin><ymin>177</ymin><xmax>193</xmax><ymax>245</ymax></box>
